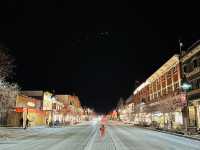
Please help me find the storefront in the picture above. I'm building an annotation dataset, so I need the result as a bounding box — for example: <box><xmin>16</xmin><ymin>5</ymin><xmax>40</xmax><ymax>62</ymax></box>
<box><xmin>197</xmin><ymin>103</ymin><xmax>200</xmax><ymax>129</ymax></box>
<box><xmin>15</xmin><ymin>108</ymin><xmax>45</xmax><ymax>127</ymax></box>
<box><xmin>8</xmin><ymin>94</ymin><xmax>45</xmax><ymax>127</ymax></box>
<box><xmin>188</xmin><ymin>91</ymin><xmax>200</xmax><ymax>130</ymax></box>
<box><xmin>152</xmin><ymin>111</ymin><xmax>164</xmax><ymax>127</ymax></box>
<box><xmin>188</xmin><ymin>100</ymin><xmax>200</xmax><ymax>129</ymax></box>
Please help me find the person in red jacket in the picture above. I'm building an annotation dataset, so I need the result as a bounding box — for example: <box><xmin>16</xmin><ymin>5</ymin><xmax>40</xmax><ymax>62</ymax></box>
<box><xmin>100</xmin><ymin>124</ymin><xmax>106</xmax><ymax>137</ymax></box>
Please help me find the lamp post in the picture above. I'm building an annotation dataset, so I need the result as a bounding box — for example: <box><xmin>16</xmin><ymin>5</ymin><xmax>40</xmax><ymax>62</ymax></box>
<box><xmin>181</xmin><ymin>80</ymin><xmax>192</xmax><ymax>134</ymax></box>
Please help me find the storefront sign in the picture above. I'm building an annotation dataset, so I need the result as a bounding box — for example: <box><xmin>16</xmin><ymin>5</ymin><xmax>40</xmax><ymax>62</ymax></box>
<box><xmin>27</xmin><ymin>102</ymin><xmax>35</xmax><ymax>107</ymax></box>
<box><xmin>15</xmin><ymin>107</ymin><xmax>44</xmax><ymax>115</ymax></box>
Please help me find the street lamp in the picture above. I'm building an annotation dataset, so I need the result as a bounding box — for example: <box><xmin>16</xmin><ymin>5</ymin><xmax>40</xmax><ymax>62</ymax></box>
<box><xmin>181</xmin><ymin>83</ymin><xmax>192</xmax><ymax>91</ymax></box>
<box><xmin>181</xmin><ymin>78</ymin><xmax>192</xmax><ymax>134</ymax></box>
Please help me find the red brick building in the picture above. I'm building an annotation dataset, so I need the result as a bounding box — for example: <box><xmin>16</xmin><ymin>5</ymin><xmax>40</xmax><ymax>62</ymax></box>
<box><xmin>133</xmin><ymin>55</ymin><xmax>186</xmax><ymax>129</ymax></box>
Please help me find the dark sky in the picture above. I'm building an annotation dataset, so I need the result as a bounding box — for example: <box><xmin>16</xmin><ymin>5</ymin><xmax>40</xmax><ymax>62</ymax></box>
<box><xmin>0</xmin><ymin>1</ymin><xmax>200</xmax><ymax>113</ymax></box>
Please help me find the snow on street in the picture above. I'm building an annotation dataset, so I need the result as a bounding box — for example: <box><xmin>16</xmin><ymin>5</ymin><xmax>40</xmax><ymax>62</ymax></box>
<box><xmin>0</xmin><ymin>121</ymin><xmax>200</xmax><ymax>150</ymax></box>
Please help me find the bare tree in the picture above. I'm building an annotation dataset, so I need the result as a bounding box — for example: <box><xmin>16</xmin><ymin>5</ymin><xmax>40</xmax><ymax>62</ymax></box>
<box><xmin>156</xmin><ymin>93</ymin><xmax>183</xmax><ymax>129</ymax></box>
<box><xmin>0</xmin><ymin>81</ymin><xmax>19</xmax><ymax>108</ymax></box>
<box><xmin>0</xmin><ymin>80</ymin><xmax>19</xmax><ymax>125</ymax></box>
<box><xmin>0</xmin><ymin>49</ymin><xmax>19</xmax><ymax>125</ymax></box>
<box><xmin>0</xmin><ymin>49</ymin><xmax>14</xmax><ymax>80</ymax></box>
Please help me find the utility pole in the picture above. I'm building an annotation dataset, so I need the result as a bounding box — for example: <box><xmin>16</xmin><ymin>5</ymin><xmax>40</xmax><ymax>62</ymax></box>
<box><xmin>179</xmin><ymin>39</ymin><xmax>183</xmax><ymax>55</ymax></box>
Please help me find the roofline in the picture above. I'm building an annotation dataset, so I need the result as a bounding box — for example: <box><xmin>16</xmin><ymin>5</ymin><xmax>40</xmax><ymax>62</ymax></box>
<box><xmin>133</xmin><ymin>54</ymin><xmax>180</xmax><ymax>95</ymax></box>
<box><xmin>181</xmin><ymin>41</ymin><xmax>200</xmax><ymax>62</ymax></box>
<box><xmin>147</xmin><ymin>54</ymin><xmax>179</xmax><ymax>82</ymax></box>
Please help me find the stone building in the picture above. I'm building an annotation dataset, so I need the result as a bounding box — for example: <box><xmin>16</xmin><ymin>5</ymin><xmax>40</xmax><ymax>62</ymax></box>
<box><xmin>180</xmin><ymin>40</ymin><xmax>200</xmax><ymax>132</ymax></box>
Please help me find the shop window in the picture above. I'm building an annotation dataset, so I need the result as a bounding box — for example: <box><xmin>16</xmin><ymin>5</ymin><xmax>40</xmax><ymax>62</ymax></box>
<box><xmin>189</xmin><ymin>106</ymin><xmax>197</xmax><ymax>127</ymax></box>
<box><xmin>175</xmin><ymin>112</ymin><xmax>183</xmax><ymax>124</ymax></box>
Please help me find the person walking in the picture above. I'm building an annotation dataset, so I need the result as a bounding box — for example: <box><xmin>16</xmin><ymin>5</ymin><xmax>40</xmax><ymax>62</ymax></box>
<box><xmin>24</xmin><ymin>118</ymin><xmax>30</xmax><ymax>130</ymax></box>
<box><xmin>99</xmin><ymin>124</ymin><xmax>106</xmax><ymax>138</ymax></box>
<box><xmin>20</xmin><ymin>118</ymin><xmax>23</xmax><ymax>128</ymax></box>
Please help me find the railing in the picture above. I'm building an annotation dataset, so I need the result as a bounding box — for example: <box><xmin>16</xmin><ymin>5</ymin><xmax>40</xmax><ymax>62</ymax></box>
<box><xmin>187</xmin><ymin>88</ymin><xmax>200</xmax><ymax>96</ymax></box>
<box><xmin>185</xmin><ymin>66</ymin><xmax>200</xmax><ymax>78</ymax></box>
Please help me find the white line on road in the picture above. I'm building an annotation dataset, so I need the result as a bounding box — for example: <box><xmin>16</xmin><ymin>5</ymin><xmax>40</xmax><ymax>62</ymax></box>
<box><xmin>107</xmin><ymin>125</ymin><xmax>129</xmax><ymax>150</ymax></box>
<box><xmin>83</xmin><ymin>127</ymin><xmax>98</xmax><ymax>150</ymax></box>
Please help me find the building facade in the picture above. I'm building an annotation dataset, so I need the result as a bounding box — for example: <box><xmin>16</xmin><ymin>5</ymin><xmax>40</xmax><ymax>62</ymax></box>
<box><xmin>133</xmin><ymin>55</ymin><xmax>187</xmax><ymax>130</ymax></box>
<box><xmin>181</xmin><ymin>41</ymin><xmax>200</xmax><ymax>131</ymax></box>
<box><xmin>7</xmin><ymin>94</ymin><xmax>45</xmax><ymax>127</ymax></box>
<box><xmin>55</xmin><ymin>95</ymin><xmax>83</xmax><ymax>125</ymax></box>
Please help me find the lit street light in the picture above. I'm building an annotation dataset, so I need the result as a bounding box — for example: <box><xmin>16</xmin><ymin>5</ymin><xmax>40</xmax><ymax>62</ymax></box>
<box><xmin>181</xmin><ymin>78</ymin><xmax>192</xmax><ymax>134</ymax></box>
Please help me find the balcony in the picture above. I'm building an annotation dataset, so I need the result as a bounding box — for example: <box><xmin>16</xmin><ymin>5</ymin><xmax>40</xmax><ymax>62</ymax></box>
<box><xmin>188</xmin><ymin>88</ymin><xmax>200</xmax><ymax>95</ymax></box>
<box><xmin>185</xmin><ymin>66</ymin><xmax>200</xmax><ymax>78</ymax></box>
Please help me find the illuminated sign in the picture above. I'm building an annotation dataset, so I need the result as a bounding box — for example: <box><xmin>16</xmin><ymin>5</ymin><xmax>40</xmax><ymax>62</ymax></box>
<box><xmin>27</xmin><ymin>102</ymin><xmax>35</xmax><ymax>107</ymax></box>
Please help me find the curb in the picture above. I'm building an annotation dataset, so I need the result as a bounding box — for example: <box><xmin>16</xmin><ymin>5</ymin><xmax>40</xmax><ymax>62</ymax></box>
<box><xmin>134</xmin><ymin>126</ymin><xmax>200</xmax><ymax>141</ymax></box>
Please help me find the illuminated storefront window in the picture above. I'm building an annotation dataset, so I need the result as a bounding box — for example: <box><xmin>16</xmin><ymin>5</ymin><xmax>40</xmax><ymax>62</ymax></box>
<box><xmin>174</xmin><ymin>112</ymin><xmax>183</xmax><ymax>124</ymax></box>
<box><xmin>189</xmin><ymin>106</ymin><xmax>196</xmax><ymax>126</ymax></box>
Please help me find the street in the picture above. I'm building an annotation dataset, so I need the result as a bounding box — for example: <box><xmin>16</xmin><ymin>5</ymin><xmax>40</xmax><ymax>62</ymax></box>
<box><xmin>0</xmin><ymin>121</ymin><xmax>200</xmax><ymax>150</ymax></box>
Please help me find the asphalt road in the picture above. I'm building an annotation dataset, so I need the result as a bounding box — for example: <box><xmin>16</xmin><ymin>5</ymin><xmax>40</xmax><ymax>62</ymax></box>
<box><xmin>0</xmin><ymin>121</ymin><xmax>200</xmax><ymax>150</ymax></box>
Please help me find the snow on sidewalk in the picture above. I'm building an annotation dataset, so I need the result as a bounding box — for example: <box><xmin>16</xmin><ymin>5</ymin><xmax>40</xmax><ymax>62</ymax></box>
<box><xmin>0</xmin><ymin>126</ymin><xmax>74</xmax><ymax>140</ymax></box>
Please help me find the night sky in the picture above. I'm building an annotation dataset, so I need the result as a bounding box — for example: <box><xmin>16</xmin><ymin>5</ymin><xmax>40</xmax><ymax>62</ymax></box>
<box><xmin>0</xmin><ymin>1</ymin><xmax>200</xmax><ymax>113</ymax></box>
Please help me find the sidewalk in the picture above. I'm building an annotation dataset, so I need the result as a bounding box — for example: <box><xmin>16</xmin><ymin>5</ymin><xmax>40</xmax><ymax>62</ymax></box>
<box><xmin>0</xmin><ymin>122</ymin><xmax>87</xmax><ymax>140</ymax></box>
<box><xmin>0</xmin><ymin>127</ymin><xmax>35</xmax><ymax>140</ymax></box>
<box><xmin>0</xmin><ymin>125</ymin><xmax>60</xmax><ymax>140</ymax></box>
<box><xmin>109</xmin><ymin>120</ymin><xmax>200</xmax><ymax>141</ymax></box>
<box><xmin>132</xmin><ymin>125</ymin><xmax>200</xmax><ymax>141</ymax></box>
